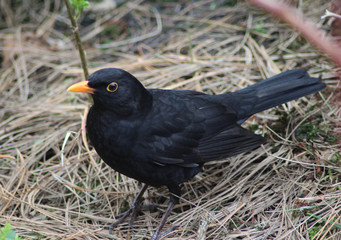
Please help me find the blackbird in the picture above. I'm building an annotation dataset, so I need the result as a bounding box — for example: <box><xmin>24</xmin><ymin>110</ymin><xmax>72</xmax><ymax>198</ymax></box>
<box><xmin>68</xmin><ymin>68</ymin><xmax>325</xmax><ymax>239</ymax></box>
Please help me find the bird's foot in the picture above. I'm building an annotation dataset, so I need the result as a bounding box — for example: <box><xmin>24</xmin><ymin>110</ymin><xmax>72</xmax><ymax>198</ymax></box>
<box><xmin>109</xmin><ymin>184</ymin><xmax>150</xmax><ymax>234</ymax></box>
<box><xmin>114</xmin><ymin>204</ymin><xmax>159</xmax><ymax>220</ymax></box>
<box><xmin>109</xmin><ymin>204</ymin><xmax>160</xmax><ymax>233</ymax></box>
<box><xmin>109</xmin><ymin>208</ymin><xmax>134</xmax><ymax>234</ymax></box>
<box><xmin>150</xmin><ymin>225</ymin><xmax>179</xmax><ymax>240</ymax></box>
<box><xmin>149</xmin><ymin>201</ymin><xmax>176</xmax><ymax>240</ymax></box>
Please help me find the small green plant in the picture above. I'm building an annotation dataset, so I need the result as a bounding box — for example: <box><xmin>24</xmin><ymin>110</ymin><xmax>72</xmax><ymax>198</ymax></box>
<box><xmin>298</xmin><ymin>123</ymin><xmax>320</xmax><ymax>141</ymax></box>
<box><xmin>63</xmin><ymin>0</ymin><xmax>89</xmax><ymax>79</ymax></box>
<box><xmin>70</xmin><ymin>0</ymin><xmax>89</xmax><ymax>19</ymax></box>
<box><xmin>254</xmin><ymin>20</ymin><xmax>268</xmax><ymax>34</ymax></box>
<box><xmin>330</xmin><ymin>152</ymin><xmax>341</xmax><ymax>165</ymax></box>
<box><xmin>0</xmin><ymin>223</ymin><xmax>20</xmax><ymax>240</ymax></box>
<box><xmin>308</xmin><ymin>225</ymin><xmax>323</xmax><ymax>239</ymax></box>
<box><xmin>269</xmin><ymin>109</ymin><xmax>290</xmax><ymax>137</ymax></box>
<box><xmin>327</xmin><ymin>135</ymin><xmax>338</xmax><ymax>144</ymax></box>
<box><xmin>247</xmin><ymin>124</ymin><xmax>260</xmax><ymax>133</ymax></box>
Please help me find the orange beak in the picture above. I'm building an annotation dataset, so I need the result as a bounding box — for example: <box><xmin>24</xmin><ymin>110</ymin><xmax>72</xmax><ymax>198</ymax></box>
<box><xmin>67</xmin><ymin>81</ymin><xmax>94</xmax><ymax>94</ymax></box>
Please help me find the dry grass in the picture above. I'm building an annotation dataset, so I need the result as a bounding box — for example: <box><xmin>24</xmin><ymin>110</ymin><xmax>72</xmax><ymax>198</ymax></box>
<box><xmin>0</xmin><ymin>0</ymin><xmax>340</xmax><ymax>239</ymax></box>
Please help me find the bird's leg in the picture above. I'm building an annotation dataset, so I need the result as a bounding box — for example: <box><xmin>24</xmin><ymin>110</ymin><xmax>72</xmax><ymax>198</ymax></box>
<box><xmin>150</xmin><ymin>188</ymin><xmax>180</xmax><ymax>240</ymax></box>
<box><xmin>113</xmin><ymin>203</ymin><xmax>159</xmax><ymax>219</ymax></box>
<box><xmin>150</xmin><ymin>200</ymin><xmax>175</xmax><ymax>240</ymax></box>
<box><xmin>109</xmin><ymin>183</ymin><xmax>149</xmax><ymax>234</ymax></box>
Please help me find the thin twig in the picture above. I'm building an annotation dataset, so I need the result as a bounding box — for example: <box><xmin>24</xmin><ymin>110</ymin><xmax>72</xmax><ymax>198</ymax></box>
<box><xmin>247</xmin><ymin>0</ymin><xmax>341</xmax><ymax>71</ymax></box>
<box><xmin>63</xmin><ymin>0</ymin><xmax>89</xmax><ymax>79</ymax></box>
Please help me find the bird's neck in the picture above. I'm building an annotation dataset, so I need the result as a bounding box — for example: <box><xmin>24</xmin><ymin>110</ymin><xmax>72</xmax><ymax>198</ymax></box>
<box><xmin>92</xmin><ymin>91</ymin><xmax>153</xmax><ymax>118</ymax></box>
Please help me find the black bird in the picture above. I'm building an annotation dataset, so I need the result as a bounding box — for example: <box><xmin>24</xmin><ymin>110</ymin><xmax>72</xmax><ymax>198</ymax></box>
<box><xmin>68</xmin><ymin>68</ymin><xmax>325</xmax><ymax>239</ymax></box>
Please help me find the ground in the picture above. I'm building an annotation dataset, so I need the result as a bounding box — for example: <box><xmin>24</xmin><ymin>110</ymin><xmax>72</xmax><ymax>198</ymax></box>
<box><xmin>0</xmin><ymin>0</ymin><xmax>340</xmax><ymax>239</ymax></box>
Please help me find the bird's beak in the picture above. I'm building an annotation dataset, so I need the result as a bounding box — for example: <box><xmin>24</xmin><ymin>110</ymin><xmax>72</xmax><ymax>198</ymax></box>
<box><xmin>67</xmin><ymin>81</ymin><xmax>94</xmax><ymax>94</ymax></box>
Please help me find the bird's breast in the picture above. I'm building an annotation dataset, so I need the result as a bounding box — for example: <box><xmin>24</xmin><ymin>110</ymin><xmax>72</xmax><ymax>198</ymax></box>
<box><xmin>86</xmin><ymin>108</ymin><xmax>141</xmax><ymax>165</ymax></box>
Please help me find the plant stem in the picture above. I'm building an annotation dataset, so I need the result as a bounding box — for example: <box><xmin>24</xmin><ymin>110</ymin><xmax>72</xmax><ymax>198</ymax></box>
<box><xmin>64</xmin><ymin>0</ymin><xmax>89</xmax><ymax>79</ymax></box>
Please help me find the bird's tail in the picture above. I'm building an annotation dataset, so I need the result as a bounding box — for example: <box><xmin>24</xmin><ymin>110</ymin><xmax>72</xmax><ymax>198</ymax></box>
<box><xmin>229</xmin><ymin>69</ymin><xmax>326</xmax><ymax>122</ymax></box>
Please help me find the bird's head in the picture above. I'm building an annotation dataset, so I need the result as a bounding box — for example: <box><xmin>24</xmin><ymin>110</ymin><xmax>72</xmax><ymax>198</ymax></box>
<box><xmin>67</xmin><ymin>68</ymin><xmax>152</xmax><ymax>116</ymax></box>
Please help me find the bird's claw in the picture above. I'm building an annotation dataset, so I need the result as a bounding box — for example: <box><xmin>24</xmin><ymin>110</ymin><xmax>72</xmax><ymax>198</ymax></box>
<box><xmin>150</xmin><ymin>225</ymin><xmax>179</xmax><ymax>240</ymax></box>
<box><xmin>109</xmin><ymin>184</ymin><xmax>150</xmax><ymax>234</ymax></box>
<box><xmin>109</xmin><ymin>203</ymin><xmax>160</xmax><ymax>233</ymax></box>
<box><xmin>109</xmin><ymin>208</ymin><xmax>132</xmax><ymax>234</ymax></box>
<box><xmin>109</xmin><ymin>205</ymin><xmax>139</xmax><ymax>234</ymax></box>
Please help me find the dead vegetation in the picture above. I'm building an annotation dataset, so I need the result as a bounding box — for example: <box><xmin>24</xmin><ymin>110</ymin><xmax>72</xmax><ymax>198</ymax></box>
<box><xmin>0</xmin><ymin>0</ymin><xmax>340</xmax><ymax>239</ymax></box>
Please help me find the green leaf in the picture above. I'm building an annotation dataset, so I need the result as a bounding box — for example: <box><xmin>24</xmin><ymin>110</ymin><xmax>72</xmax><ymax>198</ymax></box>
<box><xmin>71</xmin><ymin>0</ymin><xmax>89</xmax><ymax>11</ymax></box>
<box><xmin>70</xmin><ymin>0</ymin><xmax>89</xmax><ymax>19</ymax></box>
<box><xmin>0</xmin><ymin>223</ymin><xmax>20</xmax><ymax>240</ymax></box>
<box><xmin>308</xmin><ymin>213</ymin><xmax>341</xmax><ymax>229</ymax></box>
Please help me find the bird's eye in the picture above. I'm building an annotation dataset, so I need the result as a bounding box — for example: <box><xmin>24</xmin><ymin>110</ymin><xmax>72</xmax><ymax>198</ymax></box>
<box><xmin>106</xmin><ymin>82</ymin><xmax>118</xmax><ymax>92</ymax></box>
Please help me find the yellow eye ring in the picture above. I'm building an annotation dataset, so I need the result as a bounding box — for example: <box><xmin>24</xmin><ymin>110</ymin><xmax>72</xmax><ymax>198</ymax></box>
<box><xmin>107</xmin><ymin>82</ymin><xmax>118</xmax><ymax>92</ymax></box>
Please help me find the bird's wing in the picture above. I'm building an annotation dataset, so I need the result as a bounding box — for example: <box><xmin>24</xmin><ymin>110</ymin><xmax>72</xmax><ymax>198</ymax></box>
<box><xmin>133</xmin><ymin>90</ymin><xmax>265</xmax><ymax>167</ymax></box>
<box><xmin>196</xmin><ymin>124</ymin><xmax>265</xmax><ymax>161</ymax></box>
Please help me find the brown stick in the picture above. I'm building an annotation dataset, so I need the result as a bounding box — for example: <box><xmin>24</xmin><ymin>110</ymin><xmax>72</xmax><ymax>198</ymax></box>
<box><xmin>63</xmin><ymin>0</ymin><xmax>89</xmax><ymax>79</ymax></box>
<box><xmin>247</xmin><ymin>0</ymin><xmax>341</xmax><ymax>70</ymax></box>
